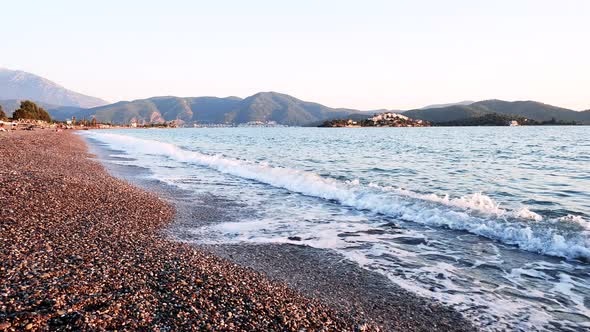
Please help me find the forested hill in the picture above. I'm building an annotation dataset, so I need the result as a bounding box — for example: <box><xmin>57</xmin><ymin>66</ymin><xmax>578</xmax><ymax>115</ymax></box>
<box><xmin>404</xmin><ymin>100</ymin><xmax>590</xmax><ymax>124</ymax></box>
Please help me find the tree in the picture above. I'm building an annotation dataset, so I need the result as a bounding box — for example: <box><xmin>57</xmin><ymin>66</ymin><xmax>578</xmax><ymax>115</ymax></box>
<box><xmin>12</xmin><ymin>100</ymin><xmax>51</xmax><ymax>122</ymax></box>
<box><xmin>0</xmin><ymin>105</ymin><xmax>7</xmax><ymax>120</ymax></box>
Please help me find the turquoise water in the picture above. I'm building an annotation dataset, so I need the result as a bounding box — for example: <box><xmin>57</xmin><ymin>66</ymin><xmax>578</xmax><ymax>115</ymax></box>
<box><xmin>83</xmin><ymin>127</ymin><xmax>590</xmax><ymax>331</ymax></box>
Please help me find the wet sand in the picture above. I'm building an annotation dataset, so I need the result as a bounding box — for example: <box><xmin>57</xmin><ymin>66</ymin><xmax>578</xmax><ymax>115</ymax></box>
<box><xmin>0</xmin><ymin>131</ymin><xmax>371</xmax><ymax>331</ymax></box>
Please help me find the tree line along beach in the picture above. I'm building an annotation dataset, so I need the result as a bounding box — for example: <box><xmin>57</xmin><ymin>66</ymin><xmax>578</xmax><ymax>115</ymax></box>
<box><xmin>0</xmin><ymin>130</ymin><xmax>475</xmax><ymax>331</ymax></box>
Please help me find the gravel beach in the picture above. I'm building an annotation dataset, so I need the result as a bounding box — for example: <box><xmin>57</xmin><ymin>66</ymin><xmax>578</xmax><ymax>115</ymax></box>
<box><xmin>0</xmin><ymin>131</ymin><xmax>372</xmax><ymax>331</ymax></box>
<box><xmin>162</xmin><ymin>191</ymin><xmax>476</xmax><ymax>332</ymax></box>
<box><xmin>86</xmin><ymin>133</ymin><xmax>477</xmax><ymax>332</ymax></box>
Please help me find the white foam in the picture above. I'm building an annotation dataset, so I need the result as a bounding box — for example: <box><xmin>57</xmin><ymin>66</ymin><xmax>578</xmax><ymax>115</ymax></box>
<box><xmin>83</xmin><ymin>132</ymin><xmax>590</xmax><ymax>260</ymax></box>
<box><xmin>558</xmin><ymin>215</ymin><xmax>590</xmax><ymax>230</ymax></box>
<box><xmin>369</xmin><ymin>184</ymin><xmax>543</xmax><ymax>221</ymax></box>
<box><xmin>514</xmin><ymin>207</ymin><xmax>544</xmax><ymax>222</ymax></box>
<box><xmin>550</xmin><ymin>273</ymin><xmax>590</xmax><ymax>318</ymax></box>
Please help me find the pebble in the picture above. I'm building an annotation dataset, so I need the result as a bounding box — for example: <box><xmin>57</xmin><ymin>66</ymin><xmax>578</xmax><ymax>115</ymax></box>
<box><xmin>0</xmin><ymin>131</ymin><xmax>374</xmax><ymax>331</ymax></box>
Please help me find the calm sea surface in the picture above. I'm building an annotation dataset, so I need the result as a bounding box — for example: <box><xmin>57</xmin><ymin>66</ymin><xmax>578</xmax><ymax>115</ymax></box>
<box><xmin>83</xmin><ymin>127</ymin><xmax>590</xmax><ymax>331</ymax></box>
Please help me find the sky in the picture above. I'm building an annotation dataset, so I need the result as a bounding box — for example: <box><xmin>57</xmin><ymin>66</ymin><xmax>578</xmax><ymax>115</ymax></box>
<box><xmin>1</xmin><ymin>0</ymin><xmax>589</xmax><ymax>110</ymax></box>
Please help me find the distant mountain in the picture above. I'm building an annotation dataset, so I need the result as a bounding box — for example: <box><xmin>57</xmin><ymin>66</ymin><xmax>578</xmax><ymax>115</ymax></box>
<box><xmin>226</xmin><ymin>92</ymin><xmax>360</xmax><ymax>126</ymax></box>
<box><xmin>46</xmin><ymin>92</ymin><xmax>366</xmax><ymax>126</ymax></box>
<box><xmin>3</xmin><ymin>67</ymin><xmax>588</xmax><ymax>126</ymax></box>
<box><xmin>0</xmin><ymin>68</ymin><xmax>108</xmax><ymax>108</ymax></box>
<box><xmin>472</xmin><ymin>100</ymin><xmax>587</xmax><ymax>122</ymax></box>
<box><xmin>18</xmin><ymin>83</ymin><xmax>585</xmax><ymax>126</ymax></box>
<box><xmin>419</xmin><ymin>101</ymin><xmax>475</xmax><ymax>109</ymax></box>
<box><xmin>403</xmin><ymin>105</ymin><xmax>489</xmax><ymax>123</ymax></box>
<box><xmin>80</xmin><ymin>96</ymin><xmax>242</xmax><ymax>124</ymax></box>
<box><xmin>404</xmin><ymin>100</ymin><xmax>590</xmax><ymax>124</ymax></box>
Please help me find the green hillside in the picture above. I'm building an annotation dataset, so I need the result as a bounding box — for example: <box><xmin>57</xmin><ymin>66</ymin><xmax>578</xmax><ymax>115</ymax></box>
<box><xmin>229</xmin><ymin>92</ymin><xmax>360</xmax><ymax>126</ymax></box>
<box><xmin>404</xmin><ymin>105</ymin><xmax>491</xmax><ymax>122</ymax></box>
<box><xmin>31</xmin><ymin>94</ymin><xmax>590</xmax><ymax>126</ymax></box>
<box><xmin>405</xmin><ymin>100</ymin><xmax>590</xmax><ymax>124</ymax></box>
<box><xmin>44</xmin><ymin>92</ymin><xmax>365</xmax><ymax>126</ymax></box>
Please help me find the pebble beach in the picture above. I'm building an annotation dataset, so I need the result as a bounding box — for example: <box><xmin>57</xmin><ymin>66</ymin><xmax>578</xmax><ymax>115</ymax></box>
<box><xmin>0</xmin><ymin>130</ymin><xmax>372</xmax><ymax>331</ymax></box>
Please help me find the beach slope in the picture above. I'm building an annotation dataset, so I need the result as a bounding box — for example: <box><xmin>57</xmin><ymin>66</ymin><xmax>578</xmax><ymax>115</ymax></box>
<box><xmin>0</xmin><ymin>131</ymin><xmax>368</xmax><ymax>331</ymax></box>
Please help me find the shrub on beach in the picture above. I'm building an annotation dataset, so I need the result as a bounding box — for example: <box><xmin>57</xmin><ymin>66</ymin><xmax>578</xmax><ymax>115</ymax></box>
<box><xmin>12</xmin><ymin>100</ymin><xmax>51</xmax><ymax>122</ymax></box>
<box><xmin>0</xmin><ymin>105</ymin><xmax>7</xmax><ymax>120</ymax></box>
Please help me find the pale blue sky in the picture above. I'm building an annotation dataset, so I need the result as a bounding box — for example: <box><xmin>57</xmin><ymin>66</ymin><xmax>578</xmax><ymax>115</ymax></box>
<box><xmin>1</xmin><ymin>0</ymin><xmax>589</xmax><ymax>110</ymax></box>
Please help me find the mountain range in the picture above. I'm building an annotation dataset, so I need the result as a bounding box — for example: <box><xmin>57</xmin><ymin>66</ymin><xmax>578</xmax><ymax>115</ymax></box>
<box><xmin>1</xmin><ymin>68</ymin><xmax>588</xmax><ymax>125</ymax></box>
<box><xmin>38</xmin><ymin>93</ymin><xmax>369</xmax><ymax>126</ymax></box>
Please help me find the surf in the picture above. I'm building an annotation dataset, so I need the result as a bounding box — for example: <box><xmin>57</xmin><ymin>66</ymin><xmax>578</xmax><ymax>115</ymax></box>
<box><xmin>83</xmin><ymin>131</ymin><xmax>590</xmax><ymax>261</ymax></box>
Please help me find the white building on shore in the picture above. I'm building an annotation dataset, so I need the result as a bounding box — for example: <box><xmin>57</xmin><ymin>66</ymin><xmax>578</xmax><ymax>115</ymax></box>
<box><xmin>368</xmin><ymin>112</ymin><xmax>409</xmax><ymax>122</ymax></box>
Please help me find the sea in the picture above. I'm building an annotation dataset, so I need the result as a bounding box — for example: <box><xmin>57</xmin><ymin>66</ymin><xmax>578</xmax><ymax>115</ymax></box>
<box><xmin>81</xmin><ymin>126</ymin><xmax>590</xmax><ymax>331</ymax></box>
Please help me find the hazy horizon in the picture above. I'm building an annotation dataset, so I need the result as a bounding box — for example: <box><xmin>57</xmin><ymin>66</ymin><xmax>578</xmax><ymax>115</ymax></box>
<box><xmin>2</xmin><ymin>0</ymin><xmax>589</xmax><ymax>111</ymax></box>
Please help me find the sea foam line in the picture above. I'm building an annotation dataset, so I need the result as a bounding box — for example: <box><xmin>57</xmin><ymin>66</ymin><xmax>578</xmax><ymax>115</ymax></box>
<box><xmin>368</xmin><ymin>184</ymin><xmax>544</xmax><ymax>222</ymax></box>
<box><xmin>84</xmin><ymin>132</ymin><xmax>590</xmax><ymax>260</ymax></box>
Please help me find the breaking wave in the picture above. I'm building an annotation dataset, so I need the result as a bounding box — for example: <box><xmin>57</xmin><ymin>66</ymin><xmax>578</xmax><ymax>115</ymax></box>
<box><xmin>84</xmin><ymin>132</ymin><xmax>590</xmax><ymax>260</ymax></box>
<box><xmin>367</xmin><ymin>184</ymin><xmax>544</xmax><ymax>221</ymax></box>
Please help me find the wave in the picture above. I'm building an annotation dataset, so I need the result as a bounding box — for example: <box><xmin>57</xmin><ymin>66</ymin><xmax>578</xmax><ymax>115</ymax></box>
<box><xmin>83</xmin><ymin>132</ymin><xmax>590</xmax><ymax>260</ymax></box>
<box><xmin>558</xmin><ymin>214</ymin><xmax>590</xmax><ymax>230</ymax></box>
<box><xmin>368</xmin><ymin>184</ymin><xmax>544</xmax><ymax>221</ymax></box>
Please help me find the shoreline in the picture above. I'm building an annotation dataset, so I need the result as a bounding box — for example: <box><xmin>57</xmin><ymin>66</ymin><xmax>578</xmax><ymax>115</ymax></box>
<box><xmin>83</xmin><ymin>131</ymin><xmax>476</xmax><ymax>331</ymax></box>
<box><xmin>0</xmin><ymin>131</ymin><xmax>371</xmax><ymax>331</ymax></box>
